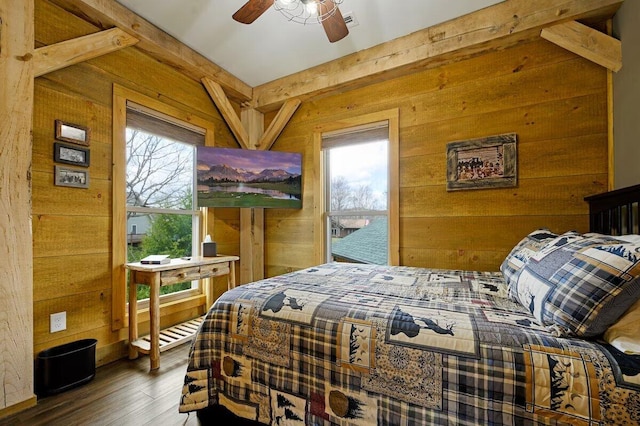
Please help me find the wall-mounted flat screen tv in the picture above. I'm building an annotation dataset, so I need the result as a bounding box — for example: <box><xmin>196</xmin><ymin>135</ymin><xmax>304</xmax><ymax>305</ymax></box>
<box><xmin>197</xmin><ymin>147</ymin><xmax>302</xmax><ymax>209</ymax></box>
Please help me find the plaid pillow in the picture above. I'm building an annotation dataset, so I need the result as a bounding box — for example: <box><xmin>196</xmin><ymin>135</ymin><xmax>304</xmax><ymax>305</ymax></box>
<box><xmin>512</xmin><ymin>232</ymin><xmax>640</xmax><ymax>337</ymax></box>
<box><xmin>500</xmin><ymin>229</ymin><xmax>568</xmax><ymax>300</ymax></box>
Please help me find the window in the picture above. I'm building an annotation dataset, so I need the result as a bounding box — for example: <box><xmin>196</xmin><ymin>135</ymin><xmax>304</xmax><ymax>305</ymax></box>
<box><xmin>315</xmin><ymin>109</ymin><xmax>399</xmax><ymax>266</ymax></box>
<box><xmin>125</xmin><ymin>104</ymin><xmax>201</xmax><ymax>301</ymax></box>
<box><xmin>323</xmin><ymin>129</ymin><xmax>389</xmax><ymax>264</ymax></box>
<box><xmin>112</xmin><ymin>85</ymin><xmax>214</xmax><ymax>331</ymax></box>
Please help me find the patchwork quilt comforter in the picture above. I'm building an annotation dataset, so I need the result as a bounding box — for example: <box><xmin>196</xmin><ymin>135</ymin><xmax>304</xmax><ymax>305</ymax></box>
<box><xmin>179</xmin><ymin>263</ymin><xmax>640</xmax><ymax>425</ymax></box>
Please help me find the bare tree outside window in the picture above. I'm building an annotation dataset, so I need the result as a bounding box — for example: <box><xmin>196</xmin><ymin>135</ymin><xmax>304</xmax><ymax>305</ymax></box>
<box><xmin>126</xmin><ymin>129</ymin><xmax>193</xmax><ymax>213</ymax></box>
<box><xmin>331</xmin><ymin>178</ymin><xmax>382</xmax><ymax>212</ymax></box>
<box><xmin>352</xmin><ymin>183</ymin><xmax>380</xmax><ymax>211</ymax></box>
<box><xmin>331</xmin><ymin>176</ymin><xmax>352</xmax><ymax>211</ymax></box>
<box><xmin>331</xmin><ymin>177</ymin><xmax>382</xmax><ymax>232</ymax></box>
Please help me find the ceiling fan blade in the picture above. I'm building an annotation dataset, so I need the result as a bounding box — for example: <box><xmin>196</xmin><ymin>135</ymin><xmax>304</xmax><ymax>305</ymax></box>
<box><xmin>318</xmin><ymin>2</ymin><xmax>349</xmax><ymax>43</ymax></box>
<box><xmin>233</xmin><ymin>0</ymin><xmax>275</xmax><ymax>24</ymax></box>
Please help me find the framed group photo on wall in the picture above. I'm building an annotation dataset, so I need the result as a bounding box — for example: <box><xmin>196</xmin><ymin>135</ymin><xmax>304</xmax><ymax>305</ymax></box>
<box><xmin>54</xmin><ymin>165</ymin><xmax>90</xmax><ymax>189</ymax></box>
<box><xmin>446</xmin><ymin>133</ymin><xmax>518</xmax><ymax>191</ymax></box>
<box><xmin>54</xmin><ymin>142</ymin><xmax>90</xmax><ymax>167</ymax></box>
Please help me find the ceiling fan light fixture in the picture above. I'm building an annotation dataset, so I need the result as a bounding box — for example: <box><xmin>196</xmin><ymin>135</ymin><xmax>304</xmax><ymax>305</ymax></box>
<box><xmin>305</xmin><ymin>1</ymin><xmax>319</xmax><ymax>17</ymax></box>
<box><xmin>233</xmin><ymin>0</ymin><xmax>349</xmax><ymax>43</ymax></box>
<box><xmin>274</xmin><ymin>0</ymin><xmax>343</xmax><ymax>25</ymax></box>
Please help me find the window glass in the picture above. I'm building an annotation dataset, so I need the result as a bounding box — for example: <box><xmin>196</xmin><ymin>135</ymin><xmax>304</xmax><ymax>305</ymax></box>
<box><xmin>125</xmin><ymin>126</ymin><xmax>198</xmax><ymax>301</ymax></box>
<box><xmin>126</xmin><ymin>128</ymin><xmax>194</xmax><ymax>209</ymax></box>
<box><xmin>329</xmin><ymin>140</ymin><xmax>388</xmax><ymax>212</ymax></box>
<box><xmin>324</xmin><ymin>138</ymin><xmax>389</xmax><ymax>264</ymax></box>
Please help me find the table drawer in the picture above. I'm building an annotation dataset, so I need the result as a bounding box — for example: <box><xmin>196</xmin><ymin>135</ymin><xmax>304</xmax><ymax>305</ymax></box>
<box><xmin>160</xmin><ymin>266</ymin><xmax>201</xmax><ymax>285</ymax></box>
<box><xmin>199</xmin><ymin>263</ymin><xmax>230</xmax><ymax>278</ymax></box>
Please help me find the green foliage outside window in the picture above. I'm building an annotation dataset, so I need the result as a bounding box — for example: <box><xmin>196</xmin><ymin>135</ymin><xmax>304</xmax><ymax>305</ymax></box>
<box><xmin>128</xmin><ymin>194</ymin><xmax>195</xmax><ymax>300</ymax></box>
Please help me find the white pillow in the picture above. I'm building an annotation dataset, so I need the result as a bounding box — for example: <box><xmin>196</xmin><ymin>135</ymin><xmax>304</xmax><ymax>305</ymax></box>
<box><xmin>604</xmin><ymin>298</ymin><xmax>640</xmax><ymax>354</ymax></box>
<box><xmin>614</xmin><ymin>234</ymin><xmax>640</xmax><ymax>244</ymax></box>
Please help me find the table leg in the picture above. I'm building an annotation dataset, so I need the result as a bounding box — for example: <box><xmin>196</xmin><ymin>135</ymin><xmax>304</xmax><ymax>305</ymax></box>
<box><xmin>128</xmin><ymin>271</ymin><xmax>139</xmax><ymax>360</ymax></box>
<box><xmin>149</xmin><ymin>272</ymin><xmax>161</xmax><ymax>370</ymax></box>
<box><xmin>228</xmin><ymin>260</ymin><xmax>236</xmax><ymax>290</ymax></box>
<box><xmin>204</xmin><ymin>277</ymin><xmax>212</xmax><ymax>309</ymax></box>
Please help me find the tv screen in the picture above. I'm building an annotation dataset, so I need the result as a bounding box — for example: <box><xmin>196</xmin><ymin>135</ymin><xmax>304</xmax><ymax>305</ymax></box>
<box><xmin>197</xmin><ymin>147</ymin><xmax>302</xmax><ymax>209</ymax></box>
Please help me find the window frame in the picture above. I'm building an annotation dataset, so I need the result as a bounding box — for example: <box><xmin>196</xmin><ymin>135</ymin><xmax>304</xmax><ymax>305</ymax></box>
<box><xmin>112</xmin><ymin>85</ymin><xmax>214</xmax><ymax>331</ymax></box>
<box><xmin>313</xmin><ymin>109</ymin><xmax>400</xmax><ymax>266</ymax></box>
<box><xmin>323</xmin><ymin>137</ymin><xmax>390</xmax><ymax>264</ymax></box>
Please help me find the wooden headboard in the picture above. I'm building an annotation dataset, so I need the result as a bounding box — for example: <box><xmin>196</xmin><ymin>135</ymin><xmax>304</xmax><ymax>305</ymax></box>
<box><xmin>584</xmin><ymin>184</ymin><xmax>640</xmax><ymax>235</ymax></box>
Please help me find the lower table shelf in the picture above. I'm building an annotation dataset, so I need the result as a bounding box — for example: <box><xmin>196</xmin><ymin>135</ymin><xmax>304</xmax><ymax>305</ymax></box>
<box><xmin>130</xmin><ymin>316</ymin><xmax>204</xmax><ymax>354</ymax></box>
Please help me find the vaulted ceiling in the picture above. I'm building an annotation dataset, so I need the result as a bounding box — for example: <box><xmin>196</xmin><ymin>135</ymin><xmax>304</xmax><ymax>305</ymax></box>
<box><xmin>49</xmin><ymin>0</ymin><xmax>624</xmax><ymax>111</ymax></box>
<box><xmin>114</xmin><ymin>0</ymin><xmax>504</xmax><ymax>87</ymax></box>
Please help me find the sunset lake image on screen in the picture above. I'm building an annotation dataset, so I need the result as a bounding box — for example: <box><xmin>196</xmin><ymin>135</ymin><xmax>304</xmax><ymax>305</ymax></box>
<box><xmin>196</xmin><ymin>147</ymin><xmax>302</xmax><ymax>209</ymax></box>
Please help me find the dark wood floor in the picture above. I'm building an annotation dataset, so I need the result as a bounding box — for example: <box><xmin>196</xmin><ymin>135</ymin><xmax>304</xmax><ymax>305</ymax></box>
<box><xmin>0</xmin><ymin>343</ymin><xmax>201</xmax><ymax>426</ymax></box>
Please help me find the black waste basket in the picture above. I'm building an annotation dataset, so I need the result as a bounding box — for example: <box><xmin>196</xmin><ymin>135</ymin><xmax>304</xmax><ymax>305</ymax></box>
<box><xmin>36</xmin><ymin>338</ymin><xmax>97</xmax><ymax>396</ymax></box>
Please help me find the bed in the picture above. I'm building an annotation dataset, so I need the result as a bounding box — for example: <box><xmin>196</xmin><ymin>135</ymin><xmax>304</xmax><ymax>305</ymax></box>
<box><xmin>179</xmin><ymin>185</ymin><xmax>640</xmax><ymax>425</ymax></box>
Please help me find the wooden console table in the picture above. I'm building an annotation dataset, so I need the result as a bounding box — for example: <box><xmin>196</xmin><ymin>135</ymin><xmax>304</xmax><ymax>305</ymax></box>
<box><xmin>125</xmin><ymin>255</ymin><xmax>239</xmax><ymax>370</ymax></box>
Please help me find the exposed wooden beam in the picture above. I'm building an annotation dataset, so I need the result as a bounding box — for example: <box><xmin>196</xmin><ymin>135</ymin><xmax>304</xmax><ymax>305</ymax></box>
<box><xmin>606</xmin><ymin>19</ymin><xmax>615</xmax><ymax>190</ymax></box>
<box><xmin>34</xmin><ymin>27</ymin><xmax>138</xmax><ymax>77</ymax></box>
<box><xmin>0</xmin><ymin>0</ymin><xmax>36</xmax><ymax>412</ymax></box>
<box><xmin>240</xmin><ymin>208</ymin><xmax>265</xmax><ymax>284</ymax></box>
<box><xmin>253</xmin><ymin>0</ymin><xmax>623</xmax><ymax>111</ymax></box>
<box><xmin>242</xmin><ymin>108</ymin><xmax>265</xmax><ymax>150</ymax></box>
<box><xmin>239</xmin><ymin>109</ymin><xmax>265</xmax><ymax>285</ymax></box>
<box><xmin>49</xmin><ymin>0</ymin><xmax>253</xmax><ymax>103</ymax></box>
<box><xmin>541</xmin><ymin>20</ymin><xmax>622</xmax><ymax>72</ymax></box>
<box><xmin>202</xmin><ymin>77</ymin><xmax>250</xmax><ymax>149</ymax></box>
<box><xmin>257</xmin><ymin>99</ymin><xmax>301</xmax><ymax>151</ymax></box>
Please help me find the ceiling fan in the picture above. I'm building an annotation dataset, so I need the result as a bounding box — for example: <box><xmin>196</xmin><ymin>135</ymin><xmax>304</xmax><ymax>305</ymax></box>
<box><xmin>233</xmin><ymin>0</ymin><xmax>349</xmax><ymax>43</ymax></box>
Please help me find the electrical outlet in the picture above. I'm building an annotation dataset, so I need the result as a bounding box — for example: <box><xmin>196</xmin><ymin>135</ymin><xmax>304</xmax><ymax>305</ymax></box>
<box><xmin>50</xmin><ymin>312</ymin><xmax>66</xmax><ymax>333</ymax></box>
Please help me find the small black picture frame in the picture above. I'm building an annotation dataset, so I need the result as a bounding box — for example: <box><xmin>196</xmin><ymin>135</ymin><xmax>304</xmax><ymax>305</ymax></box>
<box><xmin>54</xmin><ymin>142</ymin><xmax>90</xmax><ymax>167</ymax></box>
<box><xmin>54</xmin><ymin>165</ymin><xmax>90</xmax><ymax>189</ymax></box>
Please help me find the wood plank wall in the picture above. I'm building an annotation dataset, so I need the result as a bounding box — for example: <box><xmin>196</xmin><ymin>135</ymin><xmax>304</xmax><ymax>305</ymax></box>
<box><xmin>266</xmin><ymin>38</ymin><xmax>608</xmax><ymax>276</ymax></box>
<box><xmin>31</xmin><ymin>0</ymin><xmax>238</xmax><ymax>364</ymax></box>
